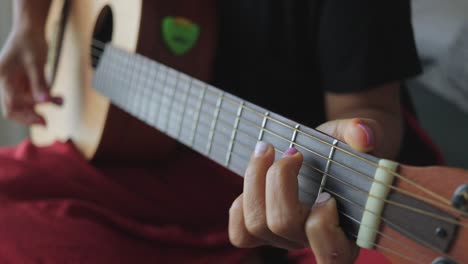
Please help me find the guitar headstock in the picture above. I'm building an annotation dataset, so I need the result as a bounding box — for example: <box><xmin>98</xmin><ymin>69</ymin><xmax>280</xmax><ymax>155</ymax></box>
<box><xmin>375</xmin><ymin>164</ymin><xmax>468</xmax><ymax>264</ymax></box>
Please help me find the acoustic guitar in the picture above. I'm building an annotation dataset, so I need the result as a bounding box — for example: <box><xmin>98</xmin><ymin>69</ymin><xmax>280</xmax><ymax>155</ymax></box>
<box><xmin>31</xmin><ymin>0</ymin><xmax>468</xmax><ymax>263</ymax></box>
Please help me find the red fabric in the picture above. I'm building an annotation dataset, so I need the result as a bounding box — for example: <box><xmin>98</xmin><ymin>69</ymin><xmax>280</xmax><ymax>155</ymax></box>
<box><xmin>0</xmin><ymin>140</ymin><xmax>389</xmax><ymax>263</ymax></box>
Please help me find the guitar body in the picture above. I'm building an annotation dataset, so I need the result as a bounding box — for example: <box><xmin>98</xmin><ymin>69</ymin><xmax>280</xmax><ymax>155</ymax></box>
<box><xmin>29</xmin><ymin>1</ymin><xmax>468</xmax><ymax>263</ymax></box>
<box><xmin>31</xmin><ymin>0</ymin><xmax>217</xmax><ymax>162</ymax></box>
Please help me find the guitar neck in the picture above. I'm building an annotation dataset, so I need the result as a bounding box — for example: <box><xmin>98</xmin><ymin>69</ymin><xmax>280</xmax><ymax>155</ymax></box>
<box><xmin>93</xmin><ymin>44</ymin><xmax>381</xmax><ymax>235</ymax></box>
<box><xmin>93</xmin><ymin>45</ymin><xmax>459</xmax><ymax>258</ymax></box>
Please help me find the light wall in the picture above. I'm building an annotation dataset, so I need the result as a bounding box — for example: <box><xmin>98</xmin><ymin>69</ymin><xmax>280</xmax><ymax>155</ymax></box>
<box><xmin>0</xmin><ymin>0</ymin><xmax>30</xmax><ymax>146</ymax></box>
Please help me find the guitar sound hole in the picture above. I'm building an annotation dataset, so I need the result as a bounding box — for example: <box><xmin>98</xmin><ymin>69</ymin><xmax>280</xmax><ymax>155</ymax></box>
<box><xmin>91</xmin><ymin>5</ymin><xmax>113</xmax><ymax>68</ymax></box>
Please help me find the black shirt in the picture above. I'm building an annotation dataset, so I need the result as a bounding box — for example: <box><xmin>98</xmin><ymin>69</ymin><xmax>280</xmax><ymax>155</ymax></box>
<box><xmin>213</xmin><ymin>0</ymin><xmax>438</xmax><ymax>165</ymax></box>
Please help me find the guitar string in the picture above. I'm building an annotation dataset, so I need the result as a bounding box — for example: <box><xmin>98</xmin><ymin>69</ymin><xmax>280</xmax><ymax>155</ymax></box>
<box><xmin>89</xmin><ymin>48</ymin><xmax>468</xmax><ymax>233</ymax></box>
<box><xmin>90</xmin><ymin>41</ymin><xmax>459</xmax><ymax>216</ymax></box>
<box><xmin>90</xmin><ymin>41</ymin><xmax>464</xmax><ymax>264</ymax></box>
<box><xmin>339</xmin><ymin>212</ymin><xmax>431</xmax><ymax>263</ymax></box>
<box><xmin>88</xmin><ymin>47</ymin><xmax>458</xmax><ymax>260</ymax></box>
<box><xmin>91</xmin><ymin>39</ymin><xmax>449</xmax><ymax>208</ymax></box>
<box><xmin>90</xmin><ymin>44</ymin><xmax>468</xmax><ymax>228</ymax></box>
<box><xmin>89</xmin><ymin>73</ymin><xmax>466</xmax><ymax>262</ymax></box>
<box><xmin>346</xmin><ymin>232</ymin><xmax>423</xmax><ymax>264</ymax></box>
<box><xmin>95</xmin><ymin>68</ymin><xmax>435</xmax><ymax>264</ymax></box>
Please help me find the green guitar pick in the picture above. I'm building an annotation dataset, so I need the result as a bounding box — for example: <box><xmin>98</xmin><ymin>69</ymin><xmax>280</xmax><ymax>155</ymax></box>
<box><xmin>162</xmin><ymin>16</ymin><xmax>200</xmax><ymax>56</ymax></box>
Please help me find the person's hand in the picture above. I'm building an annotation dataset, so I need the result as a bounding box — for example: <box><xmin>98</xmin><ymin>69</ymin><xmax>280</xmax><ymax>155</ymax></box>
<box><xmin>0</xmin><ymin>26</ymin><xmax>62</xmax><ymax>126</ymax></box>
<box><xmin>229</xmin><ymin>118</ymin><xmax>381</xmax><ymax>264</ymax></box>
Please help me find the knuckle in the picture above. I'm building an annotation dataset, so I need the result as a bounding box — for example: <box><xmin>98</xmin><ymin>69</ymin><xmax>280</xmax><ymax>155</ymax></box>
<box><xmin>229</xmin><ymin>231</ymin><xmax>251</xmax><ymax>248</ymax></box>
<box><xmin>267</xmin><ymin>215</ymin><xmax>297</xmax><ymax>237</ymax></box>
<box><xmin>244</xmin><ymin>215</ymin><xmax>268</xmax><ymax>238</ymax></box>
<box><xmin>305</xmin><ymin>214</ymin><xmax>327</xmax><ymax>235</ymax></box>
<box><xmin>244</xmin><ymin>164</ymin><xmax>256</xmax><ymax>178</ymax></box>
<box><xmin>268</xmin><ymin>163</ymin><xmax>285</xmax><ymax>178</ymax></box>
<box><xmin>268</xmin><ymin>162</ymin><xmax>296</xmax><ymax>180</ymax></box>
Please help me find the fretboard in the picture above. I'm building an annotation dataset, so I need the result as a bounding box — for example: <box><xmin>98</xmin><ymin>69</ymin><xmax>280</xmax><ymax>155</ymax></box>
<box><xmin>93</xmin><ymin>45</ymin><xmax>383</xmax><ymax>237</ymax></box>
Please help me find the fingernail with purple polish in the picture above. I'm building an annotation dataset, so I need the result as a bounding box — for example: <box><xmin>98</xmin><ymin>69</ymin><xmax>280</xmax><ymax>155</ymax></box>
<box><xmin>357</xmin><ymin>122</ymin><xmax>374</xmax><ymax>147</ymax></box>
<box><xmin>314</xmin><ymin>192</ymin><xmax>331</xmax><ymax>206</ymax></box>
<box><xmin>254</xmin><ymin>141</ymin><xmax>268</xmax><ymax>156</ymax></box>
<box><xmin>35</xmin><ymin>93</ymin><xmax>49</xmax><ymax>103</ymax></box>
<box><xmin>282</xmin><ymin>147</ymin><xmax>298</xmax><ymax>157</ymax></box>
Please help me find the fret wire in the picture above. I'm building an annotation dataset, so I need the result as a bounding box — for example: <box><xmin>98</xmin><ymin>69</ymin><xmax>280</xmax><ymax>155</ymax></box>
<box><xmin>258</xmin><ymin>112</ymin><xmax>270</xmax><ymax>141</ymax></box>
<box><xmin>133</xmin><ymin>55</ymin><xmax>144</xmax><ymax>117</ymax></box>
<box><xmin>111</xmin><ymin>50</ymin><xmax>120</xmax><ymax>105</ymax></box>
<box><xmin>134</xmin><ymin>57</ymin><xmax>144</xmax><ymax>118</ymax></box>
<box><xmin>206</xmin><ymin>91</ymin><xmax>223</xmax><ymax>156</ymax></box>
<box><xmin>290</xmin><ymin>124</ymin><xmax>300</xmax><ymax>148</ymax></box>
<box><xmin>132</xmin><ymin>55</ymin><xmax>140</xmax><ymax>117</ymax></box>
<box><xmin>148</xmin><ymin>62</ymin><xmax>160</xmax><ymax>125</ymax></box>
<box><xmin>118</xmin><ymin>49</ymin><xmax>127</xmax><ymax>105</ymax></box>
<box><xmin>94</xmin><ymin>52</ymin><xmax>367</xmax><ymax>170</ymax></box>
<box><xmin>222</xmin><ymin>138</ymin><xmax>441</xmax><ymax>261</ymax></box>
<box><xmin>173</xmin><ymin>101</ymin><xmax>363</xmax><ymax>200</ymax></box>
<box><xmin>97</xmin><ymin>49</ymin><xmax>463</xmax><ymax>226</ymax></box>
<box><xmin>125</xmin><ymin>67</ymin><xmax>374</xmax><ymax>191</ymax></box>
<box><xmin>138</xmin><ymin>81</ymin><xmax>459</xmax><ymax>231</ymax></box>
<box><xmin>155</xmin><ymin>64</ymin><xmax>169</xmax><ymax>130</ymax></box>
<box><xmin>94</xmin><ymin>51</ymin><xmax>360</xmax><ymax>180</ymax></box>
<box><xmin>318</xmin><ymin>139</ymin><xmax>338</xmax><ymax>195</ymax></box>
<box><xmin>95</xmin><ymin>56</ymin><xmax>370</xmax><ymax>176</ymax></box>
<box><xmin>134</xmin><ymin>55</ymin><xmax>144</xmax><ymax>116</ymax></box>
<box><xmin>94</xmin><ymin>49</ymin><xmax>106</xmax><ymax>94</ymax></box>
<box><xmin>117</xmin><ymin>52</ymin><xmax>128</xmax><ymax>107</ymax></box>
<box><xmin>126</xmin><ymin>53</ymin><xmax>138</xmax><ymax>111</ymax></box>
<box><xmin>119</xmin><ymin>66</ymin><xmax>374</xmax><ymax>182</ymax></box>
<box><xmin>190</xmin><ymin>84</ymin><xmax>207</xmax><ymax>147</ymax></box>
<box><xmin>224</xmin><ymin>129</ymin><xmax>419</xmax><ymax>238</ymax></box>
<box><xmin>96</xmin><ymin>50</ymin><xmax>442</xmax><ymax>211</ymax></box>
<box><xmin>164</xmin><ymin>71</ymin><xmax>179</xmax><ymax>133</ymax></box>
<box><xmin>94</xmin><ymin>48</ymin><xmax>460</xmax><ymax>258</ymax></box>
<box><xmin>112</xmin><ymin>50</ymin><xmax>122</xmax><ymax>105</ymax></box>
<box><xmin>122</xmin><ymin>68</ymin><xmax>376</xmax><ymax>196</ymax></box>
<box><xmin>141</xmin><ymin>58</ymin><xmax>153</xmax><ymax>122</ymax></box>
<box><xmin>96</xmin><ymin>64</ymin><xmax>454</xmax><ymax>258</ymax></box>
<box><xmin>148</xmin><ymin>62</ymin><xmax>160</xmax><ymax>124</ymax></box>
<box><xmin>177</xmin><ymin>78</ymin><xmax>192</xmax><ymax>139</ymax></box>
<box><xmin>225</xmin><ymin>101</ymin><xmax>244</xmax><ymax>167</ymax></box>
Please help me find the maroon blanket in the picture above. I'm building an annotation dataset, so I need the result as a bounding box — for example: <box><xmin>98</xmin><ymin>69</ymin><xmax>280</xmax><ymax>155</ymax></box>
<box><xmin>0</xmin><ymin>140</ymin><xmax>388</xmax><ymax>263</ymax></box>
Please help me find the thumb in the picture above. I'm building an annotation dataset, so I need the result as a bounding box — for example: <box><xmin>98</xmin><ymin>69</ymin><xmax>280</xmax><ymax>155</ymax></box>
<box><xmin>305</xmin><ymin>192</ymin><xmax>359</xmax><ymax>264</ymax></box>
<box><xmin>316</xmin><ymin>118</ymin><xmax>383</xmax><ymax>153</ymax></box>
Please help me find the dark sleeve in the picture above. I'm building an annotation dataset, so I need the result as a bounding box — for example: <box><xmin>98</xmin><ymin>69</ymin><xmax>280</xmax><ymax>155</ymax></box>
<box><xmin>317</xmin><ymin>0</ymin><xmax>422</xmax><ymax>92</ymax></box>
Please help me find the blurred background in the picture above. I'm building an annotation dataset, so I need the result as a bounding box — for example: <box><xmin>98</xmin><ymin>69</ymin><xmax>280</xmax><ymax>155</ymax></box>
<box><xmin>0</xmin><ymin>0</ymin><xmax>467</xmax><ymax>169</ymax></box>
<box><xmin>0</xmin><ymin>0</ymin><xmax>29</xmax><ymax>146</ymax></box>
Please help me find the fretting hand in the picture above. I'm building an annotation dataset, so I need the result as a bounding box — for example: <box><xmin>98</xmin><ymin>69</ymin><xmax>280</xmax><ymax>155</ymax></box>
<box><xmin>229</xmin><ymin>118</ymin><xmax>381</xmax><ymax>264</ymax></box>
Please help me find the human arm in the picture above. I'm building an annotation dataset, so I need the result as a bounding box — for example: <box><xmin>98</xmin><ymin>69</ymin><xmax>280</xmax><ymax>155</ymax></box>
<box><xmin>0</xmin><ymin>0</ymin><xmax>61</xmax><ymax>125</ymax></box>
<box><xmin>320</xmin><ymin>82</ymin><xmax>402</xmax><ymax>160</ymax></box>
<box><xmin>314</xmin><ymin>0</ymin><xmax>421</xmax><ymax>161</ymax></box>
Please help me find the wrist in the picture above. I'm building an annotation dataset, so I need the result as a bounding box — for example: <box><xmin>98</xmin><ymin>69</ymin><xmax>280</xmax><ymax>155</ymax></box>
<box><xmin>12</xmin><ymin>0</ymin><xmax>51</xmax><ymax>36</ymax></box>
